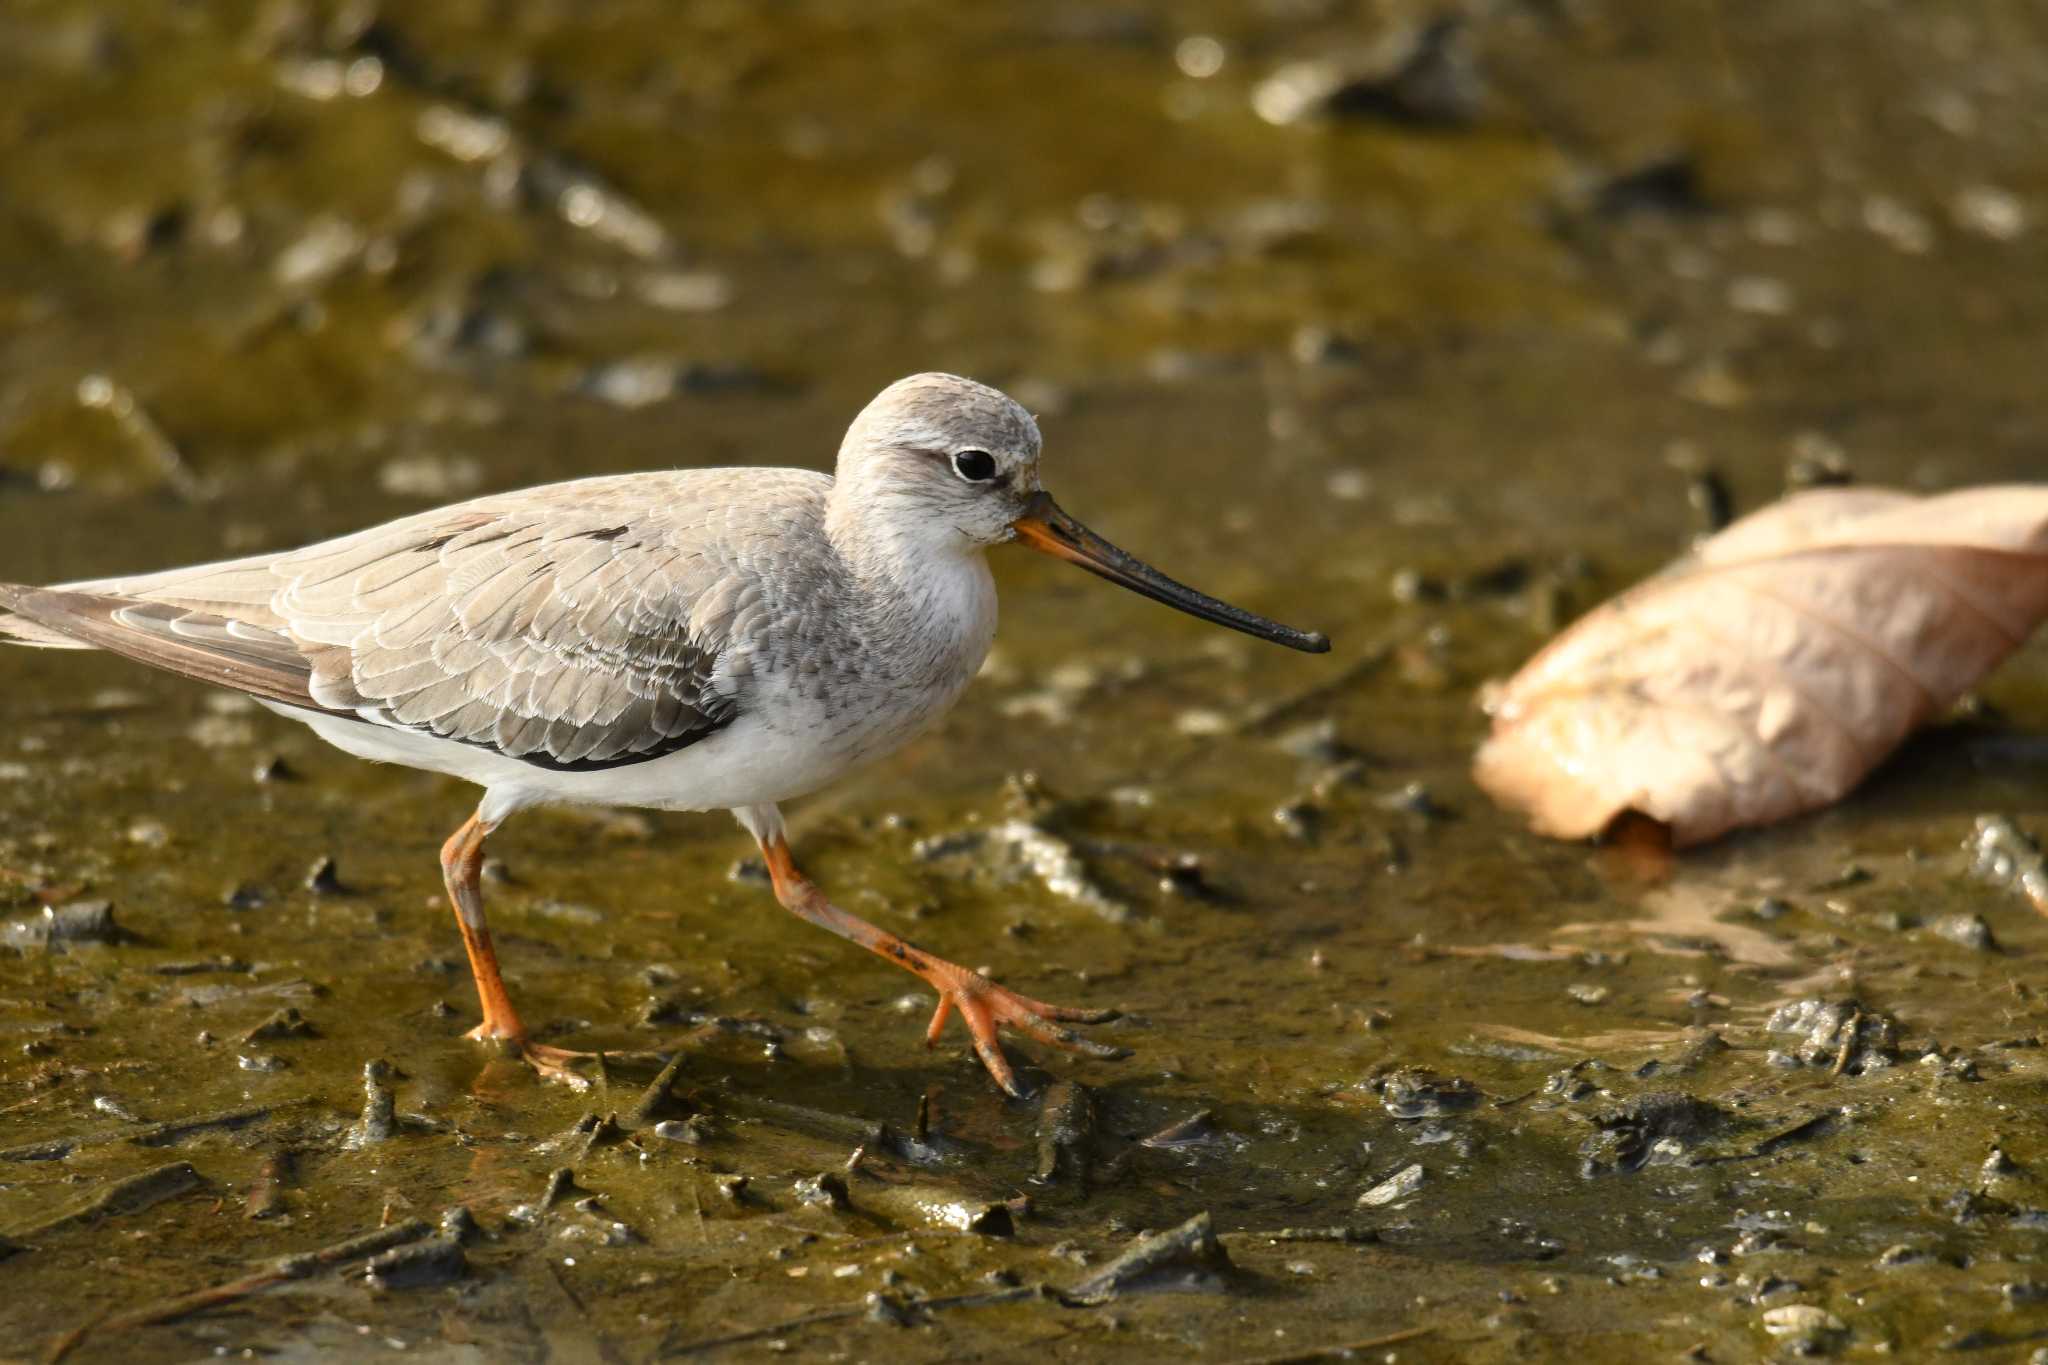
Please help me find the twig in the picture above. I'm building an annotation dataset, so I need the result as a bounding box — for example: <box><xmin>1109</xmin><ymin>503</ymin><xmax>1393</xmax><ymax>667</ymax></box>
<box><xmin>9</xmin><ymin>1162</ymin><xmax>202</xmax><ymax>1241</ymax></box>
<box><xmin>1</xmin><ymin>1100</ymin><xmax>294</xmax><ymax>1162</ymax></box>
<box><xmin>245</xmin><ymin>1148</ymin><xmax>295</xmax><ymax>1220</ymax></box>
<box><xmin>715</xmin><ymin>1089</ymin><xmax>898</xmax><ymax>1152</ymax></box>
<box><xmin>1831</xmin><ymin>1011</ymin><xmax>1861</xmax><ymax>1076</ymax></box>
<box><xmin>97</xmin><ymin>1218</ymin><xmax>431</xmax><ymax>1331</ymax></box>
<box><xmin>1065</xmin><ymin>1212</ymin><xmax>1232</xmax><ymax>1305</ymax></box>
<box><xmin>133</xmin><ymin>1101</ymin><xmax>297</xmax><ymax>1148</ymax></box>
<box><xmin>629</xmin><ymin>1052</ymin><xmax>687</xmax><ymax>1126</ymax></box>
<box><xmin>43</xmin><ymin>1321</ymin><xmax>91</xmax><ymax>1364</ymax></box>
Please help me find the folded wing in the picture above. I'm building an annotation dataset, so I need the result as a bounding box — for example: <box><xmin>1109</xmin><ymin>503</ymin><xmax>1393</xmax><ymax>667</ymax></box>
<box><xmin>0</xmin><ymin>478</ymin><xmax>773</xmax><ymax>771</ymax></box>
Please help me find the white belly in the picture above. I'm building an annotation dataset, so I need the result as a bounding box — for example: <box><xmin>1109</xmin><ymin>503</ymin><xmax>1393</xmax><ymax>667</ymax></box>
<box><xmin>269</xmin><ymin>699</ymin><xmax>847</xmax><ymax>817</ymax></box>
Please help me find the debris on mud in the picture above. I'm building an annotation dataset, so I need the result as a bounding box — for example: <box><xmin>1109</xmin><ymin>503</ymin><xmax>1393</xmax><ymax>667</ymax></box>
<box><xmin>7</xmin><ymin>1161</ymin><xmax>202</xmax><ymax>1242</ymax></box>
<box><xmin>1252</xmin><ymin>16</ymin><xmax>1481</xmax><ymax>128</ymax></box>
<box><xmin>365</xmin><ymin>1234</ymin><xmax>467</xmax><ymax>1290</ymax></box>
<box><xmin>916</xmin><ymin>816</ymin><xmax>1132</xmax><ymax>923</ymax></box>
<box><xmin>1359</xmin><ymin>1163</ymin><xmax>1427</xmax><ymax>1207</ymax></box>
<box><xmin>1579</xmin><ymin>1091</ymin><xmax>1726</xmax><ymax>1176</ymax></box>
<box><xmin>3</xmin><ymin>900</ymin><xmax>124</xmax><ymax>950</ymax></box>
<box><xmin>243</xmin><ymin>1006</ymin><xmax>317</xmax><ymax>1042</ymax></box>
<box><xmin>1141</xmin><ymin>1109</ymin><xmax>1220</xmax><ymax>1149</ymax></box>
<box><xmin>1764</xmin><ymin>999</ymin><xmax>1900</xmax><ymax>1075</ymax></box>
<box><xmin>1034</xmin><ymin>1080</ymin><xmax>1096</xmax><ymax>1186</ymax></box>
<box><xmin>347</xmin><ymin>1058</ymin><xmax>397</xmax><ymax>1145</ymax></box>
<box><xmin>1065</xmin><ymin>1212</ymin><xmax>1235</xmax><ymax>1304</ymax></box>
<box><xmin>1375</xmin><ymin>1068</ymin><xmax>1481</xmax><ymax>1118</ymax></box>
<box><xmin>1968</xmin><ymin>815</ymin><xmax>2048</xmax><ymax>915</ymax></box>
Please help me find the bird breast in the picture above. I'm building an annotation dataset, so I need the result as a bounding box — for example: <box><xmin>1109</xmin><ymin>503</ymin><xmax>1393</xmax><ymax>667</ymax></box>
<box><xmin>760</xmin><ymin>548</ymin><xmax>997</xmax><ymax>770</ymax></box>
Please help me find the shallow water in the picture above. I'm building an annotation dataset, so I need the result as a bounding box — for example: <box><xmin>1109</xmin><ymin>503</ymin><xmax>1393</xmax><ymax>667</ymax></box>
<box><xmin>3</xmin><ymin>2</ymin><xmax>2048</xmax><ymax>1360</ymax></box>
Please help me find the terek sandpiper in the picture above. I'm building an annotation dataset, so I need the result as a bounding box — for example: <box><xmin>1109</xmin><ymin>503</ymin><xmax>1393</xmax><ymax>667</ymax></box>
<box><xmin>1</xmin><ymin>373</ymin><xmax>1329</xmax><ymax>1095</ymax></box>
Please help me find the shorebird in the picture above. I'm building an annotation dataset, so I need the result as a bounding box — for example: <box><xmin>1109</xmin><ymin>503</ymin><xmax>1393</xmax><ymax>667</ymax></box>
<box><xmin>0</xmin><ymin>373</ymin><xmax>1328</xmax><ymax>1094</ymax></box>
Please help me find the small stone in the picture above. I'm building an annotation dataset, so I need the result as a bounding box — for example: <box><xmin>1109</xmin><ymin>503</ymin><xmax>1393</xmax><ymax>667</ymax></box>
<box><xmin>794</xmin><ymin>1172</ymin><xmax>850</xmax><ymax>1210</ymax></box>
<box><xmin>1377</xmin><ymin>1070</ymin><xmax>1480</xmax><ymax>1118</ymax></box>
<box><xmin>652</xmin><ymin>1117</ymin><xmax>713</xmax><ymax>1144</ymax></box>
<box><xmin>252</xmin><ymin>756</ymin><xmax>297</xmax><ymax>783</ymax></box>
<box><xmin>582</xmin><ymin>357</ymin><xmax>684</xmax><ymax>409</ymax></box>
<box><xmin>223</xmin><ymin>883</ymin><xmax>266</xmax><ymax>910</ymax></box>
<box><xmin>1863</xmin><ymin>194</ymin><xmax>1934</xmax><ymax>254</ymax></box>
<box><xmin>864</xmin><ymin>1291</ymin><xmax>914</xmax><ymax>1326</ymax></box>
<box><xmin>1759</xmin><ymin>1304</ymin><xmax>1846</xmax><ymax>1337</ymax></box>
<box><xmin>1567</xmin><ymin>984</ymin><xmax>1611</xmax><ymax>1006</ymax></box>
<box><xmin>305</xmin><ymin>857</ymin><xmax>346</xmax><ymax>896</ymax></box>
<box><xmin>1252</xmin><ymin>17</ymin><xmax>1479</xmax><ymax>128</ymax></box>
<box><xmin>243</xmin><ymin>1008</ymin><xmax>316</xmax><ymax>1042</ymax></box>
<box><xmin>2003</xmin><ymin>1281</ymin><xmax>2048</xmax><ymax>1307</ymax></box>
<box><xmin>5</xmin><ymin>901</ymin><xmax>123</xmax><ymax>950</ymax></box>
<box><xmin>1931</xmin><ymin>913</ymin><xmax>1996</xmax><ymax>952</ymax></box>
<box><xmin>1727</xmin><ymin>276</ymin><xmax>1793</xmax><ymax>316</ymax></box>
<box><xmin>273</xmin><ymin>216</ymin><xmax>364</xmax><ymax>288</ymax></box>
<box><xmin>1952</xmin><ymin>185</ymin><xmax>2029</xmax><ymax>242</ymax></box>
<box><xmin>1272</xmin><ymin>801</ymin><xmax>1320</xmax><ymax>842</ymax></box>
<box><xmin>1358</xmin><ymin>1163</ymin><xmax>1425</xmax><ymax>1207</ymax></box>
<box><xmin>634</xmin><ymin>269</ymin><xmax>733</xmax><ymax>313</ymax></box>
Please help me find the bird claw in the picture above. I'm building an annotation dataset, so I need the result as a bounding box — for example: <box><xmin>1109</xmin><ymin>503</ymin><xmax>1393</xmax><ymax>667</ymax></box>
<box><xmin>923</xmin><ymin>973</ymin><xmax>1128</xmax><ymax>1098</ymax></box>
<box><xmin>465</xmin><ymin>1024</ymin><xmax>595</xmax><ymax>1090</ymax></box>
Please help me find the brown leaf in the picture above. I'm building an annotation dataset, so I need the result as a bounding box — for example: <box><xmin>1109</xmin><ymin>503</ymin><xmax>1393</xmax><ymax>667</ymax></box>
<box><xmin>1475</xmin><ymin>486</ymin><xmax>2048</xmax><ymax>846</ymax></box>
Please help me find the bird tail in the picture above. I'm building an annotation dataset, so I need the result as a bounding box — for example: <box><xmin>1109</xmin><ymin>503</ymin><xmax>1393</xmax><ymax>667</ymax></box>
<box><xmin>0</xmin><ymin>583</ymin><xmax>99</xmax><ymax>649</ymax></box>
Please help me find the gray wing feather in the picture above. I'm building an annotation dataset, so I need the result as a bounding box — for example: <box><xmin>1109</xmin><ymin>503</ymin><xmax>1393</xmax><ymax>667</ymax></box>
<box><xmin>0</xmin><ymin>472</ymin><xmax>815</xmax><ymax>771</ymax></box>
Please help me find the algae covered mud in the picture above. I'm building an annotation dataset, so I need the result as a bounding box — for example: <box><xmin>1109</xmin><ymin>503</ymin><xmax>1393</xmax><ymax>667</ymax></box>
<box><xmin>3</xmin><ymin>1</ymin><xmax>2048</xmax><ymax>1360</ymax></box>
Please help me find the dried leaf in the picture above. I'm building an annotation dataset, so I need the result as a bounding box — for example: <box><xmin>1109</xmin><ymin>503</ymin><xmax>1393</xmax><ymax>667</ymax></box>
<box><xmin>1475</xmin><ymin>486</ymin><xmax>2048</xmax><ymax>846</ymax></box>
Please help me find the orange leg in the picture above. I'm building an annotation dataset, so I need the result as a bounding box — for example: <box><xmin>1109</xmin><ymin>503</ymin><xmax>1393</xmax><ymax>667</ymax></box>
<box><xmin>440</xmin><ymin>812</ymin><xmax>590</xmax><ymax>1089</ymax></box>
<box><xmin>755</xmin><ymin>832</ymin><xmax>1127</xmax><ymax>1096</ymax></box>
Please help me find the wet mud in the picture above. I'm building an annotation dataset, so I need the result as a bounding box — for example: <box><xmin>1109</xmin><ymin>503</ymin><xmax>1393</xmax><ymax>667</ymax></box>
<box><xmin>3</xmin><ymin>2</ymin><xmax>2048</xmax><ymax>1360</ymax></box>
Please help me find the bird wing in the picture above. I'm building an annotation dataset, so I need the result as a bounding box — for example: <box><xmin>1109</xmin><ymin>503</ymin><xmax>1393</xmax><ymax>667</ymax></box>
<box><xmin>1</xmin><ymin>471</ymin><xmax>828</xmax><ymax>770</ymax></box>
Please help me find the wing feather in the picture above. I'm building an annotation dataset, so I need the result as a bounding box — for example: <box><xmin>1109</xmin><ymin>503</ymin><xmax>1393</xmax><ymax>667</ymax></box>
<box><xmin>0</xmin><ymin>471</ymin><xmax>829</xmax><ymax>771</ymax></box>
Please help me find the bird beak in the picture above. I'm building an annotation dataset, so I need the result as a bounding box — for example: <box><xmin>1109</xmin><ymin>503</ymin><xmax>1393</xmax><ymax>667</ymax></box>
<box><xmin>1009</xmin><ymin>491</ymin><xmax>1331</xmax><ymax>653</ymax></box>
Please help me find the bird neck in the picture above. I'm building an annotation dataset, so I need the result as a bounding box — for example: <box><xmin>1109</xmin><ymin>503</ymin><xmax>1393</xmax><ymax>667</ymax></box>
<box><xmin>824</xmin><ymin>484</ymin><xmax>982</xmax><ymax>583</ymax></box>
<box><xmin>824</xmin><ymin>486</ymin><xmax>998</xmax><ymax>668</ymax></box>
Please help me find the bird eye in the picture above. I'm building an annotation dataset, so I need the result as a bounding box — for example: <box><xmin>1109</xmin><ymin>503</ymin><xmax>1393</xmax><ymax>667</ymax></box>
<box><xmin>951</xmin><ymin>449</ymin><xmax>997</xmax><ymax>483</ymax></box>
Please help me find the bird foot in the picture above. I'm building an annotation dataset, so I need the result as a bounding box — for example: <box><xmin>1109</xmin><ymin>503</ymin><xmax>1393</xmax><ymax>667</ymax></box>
<box><xmin>465</xmin><ymin>1023</ymin><xmax>595</xmax><ymax>1090</ymax></box>
<box><xmin>922</xmin><ymin>968</ymin><xmax>1127</xmax><ymax>1098</ymax></box>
